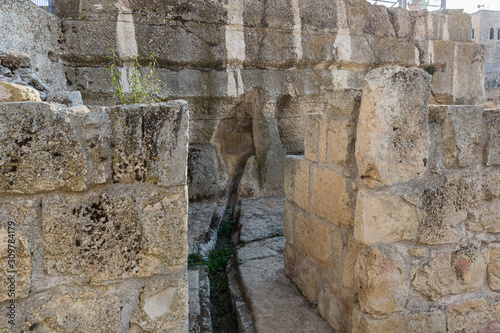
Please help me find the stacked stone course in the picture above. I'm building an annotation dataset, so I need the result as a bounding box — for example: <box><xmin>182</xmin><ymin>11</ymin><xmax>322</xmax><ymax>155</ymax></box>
<box><xmin>284</xmin><ymin>66</ymin><xmax>500</xmax><ymax>332</ymax></box>
<box><xmin>0</xmin><ymin>101</ymin><xmax>189</xmax><ymax>332</ymax></box>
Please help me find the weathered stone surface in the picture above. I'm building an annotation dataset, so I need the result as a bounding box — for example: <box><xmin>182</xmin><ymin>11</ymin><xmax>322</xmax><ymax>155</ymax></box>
<box><xmin>485</xmin><ymin>109</ymin><xmax>500</xmax><ymax>166</ymax></box>
<box><xmin>283</xmin><ymin>200</ymin><xmax>295</xmax><ymax>246</ymax></box>
<box><xmin>412</xmin><ymin>244</ymin><xmax>486</xmax><ymax>301</ymax></box>
<box><xmin>188</xmin><ymin>266</ymin><xmax>212</xmax><ymax>333</ymax></box>
<box><xmin>356</xmin><ymin>67</ymin><xmax>432</xmax><ymax>187</ymax></box>
<box><xmin>328</xmin><ymin>119</ymin><xmax>355</xmax><ymax>167</ymax></box>
<box><xmin>0</xmin><ymin>81</ymin><xmax>40</xmax><ymax>102</ymax></box>
<box><xmin>131</xmin><ymin>268</ymin><xmax>189</xmax><ymax>333</ymax></box>
<box><xmin>110</xmin><ymin>101</ymin><xmax>189</xmax><ymax>187</ymax></box>
<box><xmin>23</xmin><ymin>289</ymin><xmax>121</xmax><ymax>332</ymax></box>
<box><xmin>188</xmin><ymin>201</ymin><xmax>223</xmax><ymax>258</ymax></box>
<box><xmin>0</xmin><ymin>226</ymin><xmax>31</xmax><ymax>302</ymax></box>
<box><xmin>342</xmin><ymin>236</ymin><xmax>362</xmax><ymax>289</ymax></box>
<box><xmin>356</xmin><ymin>245</ymin><xmax>408</xmax><ymax>316</ymax></box>
<box><xmin>305</xmin><ymin>113</ymin><xmax>321</xmax><ymax>162</ymax></box>
<box><xmin>0</xmin><ymin>102</ymin><xmax>88</xmax><ymax>193</ymax></box>
<box><xmin>239</xmin><ymin>196</ymin><xmax>285</xmax><ymax>243</ymax></box>
<box><xmin>42</xmin><ymin>185</ymin><xmax>188</xmax><ymax>282</ymax></box>
<box><xmin>0</xmin><ymin>50</ymin><xmax>31</xmax><ymax>70</ymax></box>
<box><xmin>188</xmin><ymin>144</ymin><xmax>227</xmax><ymax>201</ymax></box>
<box><xmin>317</xmin><ymin>281</ymin><xmax>342</xmax><ymax>331</ymax></box>
<box><xmin>237</xmin><ymin>155</ymin><xmax>262</xmax><ymax>200</ymax></box>
<box><xmin>47</xmin><ymin>90</ymin><xmax>83</xmax><ymax>106</ymax></box>
<box><xmin>429</xmin><ymin>105</ymin><xmax>483</xmax><ymax>168</ymax></box>
<box><xmin>311</xmin><ymin>167</ymin><xmax>353</xmax><ymax>228</ymax></box>
<box><xmin>415</xmin><ymin>176</ymin><xmax>471</xmax><ymax>245</ymax></box>
<box><xmin>488</xmin><ymin>248</ymin><xmax>500</xmax><ymax>292</ymax></box>
<box><xmin>353</xmin><ymin>308</ymin><xmax>446</xmax><ymax>333</ymax></box>
<box><xmin>237</xmin><ymin>237</ymin><xmax>333</xmax><ymax>333</ymax></box>
<box><xmin>294</xmin><ymin>212</ymin><xmax>331</xmax><ymax>268</ymax></box>
<box><xmin>447</xmin><ymin>299</ymin><xmax>500</xmax><ymax>333</ymax></box>
<box><xmin>354</xmin><ymin>189</ymin><xmax>418</xmax><ymax>245</ymax></box>
<box><xmin>284</xmin><ymin>156</ymin><xmax>310</xmax><ymax>211</ymax></box>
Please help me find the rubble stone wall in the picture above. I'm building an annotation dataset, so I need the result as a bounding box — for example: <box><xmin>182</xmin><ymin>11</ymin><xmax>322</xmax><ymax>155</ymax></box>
<box><xmin>284</xmin><ymin>66</ymin><xmax>500</xmax><ymax>332</ymax></box>
<box><xmin>0</xmin><ymin>101</ymin><xmax>189</xmax><ymax>332</ymax></box>
<box><xmin>1</xmin><ymin>0</ymin><xmax>487</xmax><ymax>202</ymax></box>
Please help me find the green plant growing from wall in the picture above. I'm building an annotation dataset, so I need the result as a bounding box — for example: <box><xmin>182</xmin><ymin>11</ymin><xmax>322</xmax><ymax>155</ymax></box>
<box><xmin>107</xmin><ymin>49</ymin><xmax>167</xmax><ymax>105</ymax></box>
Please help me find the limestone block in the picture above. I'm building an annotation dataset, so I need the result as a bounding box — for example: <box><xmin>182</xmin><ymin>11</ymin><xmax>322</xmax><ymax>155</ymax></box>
<box><xmin>300</xmin><ymin>31</ymin><xmax>337</xmax><ymax>67</ymax></box>
<box><xmin>284</xmin><ymin>155</ymin><xmax>310</xmax><ymax>211</ymax></box>
<box><xmin>485</xmin><ymin>109</ymin><xmax>500</xmax><ymax>166</ymax></box>
<box><xmin>0</xmin><ymin>102</ymin><xmax>88</xmax><ymax>193</ymax></box>
<box><xmin>304</xmin><ymin>113</ymin><xmax>321</xmax><ymax>162</ymax></box>
<box><xmin>311</xmin><ymin>167</ymin><xmax>353</xmax><ymax>228</ymax></box>
<box><xmin>318</xmin><ymin>282</ymin><xmax>342</xmax><ymax>331</ymax></box>
<box><xmin>22</xmin><ymin>289</ymin><xmax>121</xmax><ymax>332</ymax></box>
<box><xmin>237</xmin><ymin>155</ymin><xmax>261</xmax><ymax>200</ymax></box>
<box><xmin>0</xmin><ymin>226</ymin><xmax>31</xmax><ymax>302</ymax></box>
<box><xmin>429</xmin><ymin>105</ymin><xmax>483</xmax><ymax>168</ymax></box>
<box><xmin>416</xmin><ymin>176</ymin><xmax>471</xmax><ymax>245</ymax></box>
<box><xmin>294</xmin><ymin>213</ymin><xmax>331</xmax><ymax>268</ymax></box>
<box><xmin>293</xmin><ymin>254</ymin><xmax>319</xmax><ymax>303</ymax></box>
<box><xmin>110</xmin><ymin>101</ymin><xmax>189</xmax><ymax>187</ymax></box>
<box><xmin>324</xmin><ymin>89</ymin><xmax>362</xmax><ymax>117</ymax></box>
<box><xmin>299</xmin><ymin>0</ymin><xmax>340</xmax><ymax>32</ymax></box>
<box><xmin>47</xmin><ymin>90</ymin><xmax>83</xmax><ymax>106</ymax></box>
<box><xmin>243</xmin><ymin>0</ymin><xmax>296</xmax><ymax>29</ymax></box>
<box><xmin>467</xmin><ymin>197</ymin><xmax>500</xmax><ymax>234</ymax></box>
<box><xmin>354</xmin><ymin>189</ymin><xmax>418</xmax><ymax>245</ymax></box>
<box><xmin>332</xmin><ymin>35</ymin><xmax>376</xmax><ymax>69</ymax></box>
<box><xmin>355</xmin><ymin>245</ymin><xmax>408</xmax><ymax>316</ymax></box>
<box><xmin>130</xmin><ymin>268</ymin><xmax>189</xmax><ymax>333</ymax></box>
<box><xmin>70</xmin><ymin>106</ymin><xmax>112</xmax><ymax>185</ymax></box>
<box><xmin>342</xmin><ymin>236</ymin><xmax>362</xmax><ymax>289</ymax></box>
<box><xmin>244</xmin><ymin>29</ymin><xmax>299</xmax><ymax>69</ymax></box>
<box><xmin>42</xmin><ymin>185</ymin><xmax>188</xmax><ymax>283</ymax></box>
<box><xmin>283</xmin><ymin>200</ymin><xmax>295</xmax><ymax>245</ymax></box>
<box><xmin>332</xmin><ymin>230</ymin><xmax>343</xmax><ymax>282</ymax></box>
<box><xmin>328</xmin><ymin>119</ymin><xmax>355</xmax><ymax>167</ymax></box>
<box><xmin>412</xmin><ymin>244</ymin><xmax>486</xmax><ymax>301</ymax></box>
<box><xmin>446</xmin><ymin>10</ymin><xmax>473</xmax><ymax>42</ymax></box>
<box><xmin>488</xmin><ymin>248</ymin><xmax>500</xmax><ymax>292</ymax></box>
<box><xmin>367</xmin><ymin>36</ymin><xmax>419</xmax><ymax>67</ymax></box>
<box><xmin>356</xmin><ymin>67</ymin><xmax>432</xmax><ymax>188</ymax></box>
<box><xmin>0</xmin><ymin>50</ymin><xmax>31</xmax><ymax>70</ymax></box>
<box><xmin>447</xmin><ymin>299</ymin><xmax>500</xmax><ymax>333</ymax></box>
<box><xmin>450</xmin><ymin>42</ymin><xmax>485</xmax><ymax>105</ymax></box>
<box><xmin>353</xmin><ymin>308</ymin><xmax>446</xmax><ymax>333</ymax></box>
<box><xmin>253</xmin><ymin>118</ymin><xmax>287</xmax><ymax>193</ymax></box>
<box><xmin>188</xmin><ymin>144</ymin><xmax>226</xmax><ymax>201</ymax></box>
<box><xmin>387</xmin><ymin>7</ymin><xmax>411</xmax><ymax>40</ymax></box>
<box><xmin>0</xmin><ymin>81</ymin><xmax>40</xmax><ymax>102</ymax></box>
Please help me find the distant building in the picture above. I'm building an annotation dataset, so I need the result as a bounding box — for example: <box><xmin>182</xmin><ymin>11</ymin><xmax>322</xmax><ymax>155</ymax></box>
<box><xmin>471</xmin><ymin>10</ymin><xmax>500</xmax><ymax>104</ymax></box>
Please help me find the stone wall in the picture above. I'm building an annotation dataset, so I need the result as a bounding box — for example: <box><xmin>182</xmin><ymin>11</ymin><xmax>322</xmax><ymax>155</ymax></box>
<box><xmin>1</xmin><ymin>0</ymin><xmax>487</xmax><ymax>202</ymax></box>
<box><xmin>284</xmin><ymin>67</ymin><xmax>500</xmax><ymax>332</ymax></box>
<box><xmin>0</xmin><ymin>101</ymin><xmax>189</xmax><ymax>332</ymax></box>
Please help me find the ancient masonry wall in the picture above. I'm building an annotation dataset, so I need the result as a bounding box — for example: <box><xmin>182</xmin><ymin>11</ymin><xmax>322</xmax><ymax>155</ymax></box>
<box><xmin>284</xmin><ymin>67</ymin><xmax>500</xmax><ymax>332</ymax></box>
<box><xmin>0</xmin><ymin>101</ymin><xmax>189</xmax><ymax>332</ymax></box>
<box><xmin>1</xmin><ymin>0</ymin><xmax>487</xmax><ymax>202</ymax></box>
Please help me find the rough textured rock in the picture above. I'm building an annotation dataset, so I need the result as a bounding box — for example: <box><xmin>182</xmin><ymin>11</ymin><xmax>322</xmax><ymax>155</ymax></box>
<box><xmin>0</xmin><ymin>50</ymin><xmax>31</xmax><ymax>70</ymax></box>
<box><xmin>311</xmin><ymin>167</ymin><xmax>353</xmax><ymax>228</ymax></box>
<box><xmin>0</xmin><ymin>81</ymin><xmax>40</xmax><ymax>102</ymax></box>
<box><xmin>412</xmin><ymin>244</ymin><xmax>486</xmax><ymax>301</ymax></box>
<box><xmin>294</xmin><ymin>212</ymin><xmax>331</xmax><ymax>268</ymax></box>
<box><xmin>237</xmin><ymin>155</ymin><xmax>262</xmax><ymax>200</ymax></box>
<box><xmin>188</xmin><ymin>266</ymin><xmax>212</xmax><ymax>333</ymax></box>
<box><xmin>429</xmin><ymin>105</ymin><xmax>483</xmax><ymax>168</ymax></box>
<box><xmin>23</xmin><ymin>289</ymin><xmax>122</xmax><ymax>332</ymax></box>
<box><xmin>284</xmin><ymin>156</ymin><xmax>310</xmax><ymax>212</ymax></box>
<box><xmin>354</xmin><ymin>189</ymin><xmax>418</xmax><ymax>245</ymax></box>
<box><xmin>239</xmin><ymin>196</ymin><xmax>285</xmax><ymax>243</ymax></box>
<box><xmin>356</xmin><ymin>245</ymin><xmax>408</xmax><ymax>316</ymax></box>
<box><xmin>130</xmin><ymin>269</ymin><xmax>189</xmax><ymax>333</ymax></box>
<box><xmin>447</xmin><ymin>299</ymin><xmax>500</xmax><ymax>333</ymax></box>
<box><xmin>488</xmin><ymin>248</ymin><xmax>500</xmax><ymax>291</ymax></box>
<box><xmin>47</xmin><ymin>90</ymin><xmax>84</xmax><ymax>106</ymax></box>
<box><xmin>188</xmin><ymin>144</ymin><xmax>227</xmax><ymax>201</ymax></box>
<box><xmin>188</xmin><ymin>201</ymin><xmax>223</xmax><ymax>258</ymax></box>
<box><xmin>353</xmin><ymin>309</ymin><xmax>447</xmax><ymax>333</ymax></box>
<box><xmin>485</xmin><ymin>109</ymin><xmax>500</xmax><ymax>166</ymax></box>
<box><xmin>356</xmin><ymin>67</ymin><xmax>432</xmax><ymax>187</ymax></box>
<box><xmin>42</xmin><ymin>185</ymin><xmax>187</xmax><ymax>282</ymax></box>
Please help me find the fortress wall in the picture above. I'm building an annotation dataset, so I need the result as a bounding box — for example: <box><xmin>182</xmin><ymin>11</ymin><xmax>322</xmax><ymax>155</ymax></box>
<box><xmin>284</xmin><ymin>66</ymin><xmax>500</xmax><ymax>332</ymax></box>
<box><xmin>0</xmin><ymin>101</ymin><xmax>189</xmax><ymax>332</ymax></box>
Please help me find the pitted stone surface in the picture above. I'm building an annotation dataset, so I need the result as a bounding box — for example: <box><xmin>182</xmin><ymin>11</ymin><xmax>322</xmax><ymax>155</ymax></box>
<box><xmin>356</xmin><ymin>67</ymin><xmax>432</xmax><ymax>187</ymax></box>
<box><xmin>42</xmin><ymin>184</ymin><xmax>188</xmax><ymax>283</ymax></box>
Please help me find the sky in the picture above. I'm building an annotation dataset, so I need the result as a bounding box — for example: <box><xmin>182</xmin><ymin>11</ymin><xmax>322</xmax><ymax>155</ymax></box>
<box><xmin>448</xmin><ymin>0</ymin><xmax>500</xmax><ymax>13</ymax></box>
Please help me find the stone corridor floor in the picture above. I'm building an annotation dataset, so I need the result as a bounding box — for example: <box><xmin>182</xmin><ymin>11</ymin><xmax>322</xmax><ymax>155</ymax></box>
<box><xmin>228</xmin><ymin>196</ymin><xmax>333</xmax><ymax>333</ymax></box>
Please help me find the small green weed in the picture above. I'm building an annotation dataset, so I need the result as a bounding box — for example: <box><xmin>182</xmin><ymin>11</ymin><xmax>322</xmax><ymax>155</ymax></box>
<box><xmin>424</xmin><ymin>65</ymin><xmax>438</xmax><ymax>76</ymax></box>
<box><xmin>107</xmin><ymin>49</ymin><xmax>167</xmax><ymax>105</ymax></box>
<box><xmin>217</xmin><ymin>215</ymin><xmax>234</xmax><ymax>239</ymax></box>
